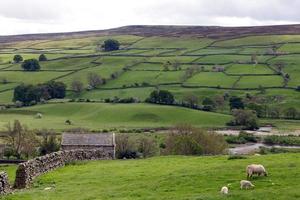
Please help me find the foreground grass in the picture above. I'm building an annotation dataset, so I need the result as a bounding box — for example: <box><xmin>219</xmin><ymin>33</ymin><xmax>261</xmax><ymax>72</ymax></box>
<box><xmin>3</xmin><ymin>154</ymin><xmax>300</xmax><ymax>200</ymax></box>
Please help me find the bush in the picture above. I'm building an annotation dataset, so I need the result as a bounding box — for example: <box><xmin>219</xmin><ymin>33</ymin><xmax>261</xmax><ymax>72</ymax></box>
<box><xmin>165</xmin><ymin>124</ymin><xmax>227</xmax><ymax>155</ymax></box>
<box><xmin>138</xmin><ymin>136</ymin><xmax>159</xmax><ymax>158</ymax></box>
<box><xmin>21</xmin><ymin>59</ymin><xmax>40</xmax><ymax>71</ymax></box>
<box><xmin>228</xmin><ymin>109</ymin><xmax>259</xmax><ymax>130</ymax></box>
<box><xmin>225</xmin><ymin>132</ymin><xmax>257</xmax><ymax>144</ymax></box>
<box><xmin>116</xmin><ymin>134</ymin><xmax>138</xmax><ymax>159</ymax></box>
<box><xmin>227</xmin><ymin>155</ymin><xmax>247</xmax><ymax>160</ymax></box>
<box><xmin>263</xmin><ymin>135</ymin><xmax>300</xmax><ymax>146</ymax></box>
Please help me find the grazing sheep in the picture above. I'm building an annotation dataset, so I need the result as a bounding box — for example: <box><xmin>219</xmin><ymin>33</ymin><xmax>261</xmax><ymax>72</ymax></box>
<box><xmin>240</xmin><ymin>180</ymin><xmax>255</xmax><ymax>189</ymax></box>
<box><xmin>246</xmin><ymin>164</ymin><xmax>267</xmax><ymax>178</ymax></box>
<box><xmin>35</xmin><ymin>113</ymin><xmax>43</xmax><ymax>119</ymax></box>
<box><xmin>220</xmin><ymin>186</ymin><xmax>229</xmax><ymax>194</ymax></box>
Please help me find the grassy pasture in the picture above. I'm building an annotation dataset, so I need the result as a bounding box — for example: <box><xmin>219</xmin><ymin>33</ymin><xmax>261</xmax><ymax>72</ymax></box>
<box><xmin>103</xmin><ymin>70</ymin><xmax>184</xmax><ymax>88</ymax></box>
<box><xmin>196</xmin><ymin>55</ymin><xmax>252</xmax><ymax>64</ymax></box>
<box><xmin>3</xmin><ymin>154</ymin><xmax>300</xmax><ymax>200</ymax></box>
<box><xmin>186</xmin><ymin>47</ymin><xmax>242</xmax><ymax>55</ymax></box>
<box><xmin>30</xmin><ymin>35</ymin><xmax>143</xmax><ymax>49</ymax></box>
<box><xmin>0</xmin><ymin>103</ymin><xmax>231</xmax><ymax>130</ymax></box>
<box><xmin>184</xmin><ymin>72</ymin><xmax>238</xmax><ymax>87</ymax></box>
<box><xmin>73</xmin><ymin>87</ymin><xmax>155</xmax><ymax>101</ymax></box>
<box><xmin>131</xmin><ymin>36</ymin><xmax>214</xmax><ymax>49</ymax></box>
<box><xmin>226</xmin><ymin>64</ymin><xmax>275</xmax><ymax>75</ymax></box>
<box><xmin>214</xmin><ymin>35</ymin><xmax>300</xmax><ymax>47</ymax></box>
<box><xmin>0</xmin><ymin>71</ymin><xmax>69</xmax><ymax>85</ymax></box>
<box><xmin>235</xmin><ymin>75</ymin><xmax>284</xmax><ymax>88</ymax></box>
<box><xmin>148</xmin><ymin>56</ymin><xmax>199</xmax><ymax>63</ymax></box>
<box><xmin>279</xmin><ymin>43</ymin><xmax>300</xmax><ymax>53</ymax></box>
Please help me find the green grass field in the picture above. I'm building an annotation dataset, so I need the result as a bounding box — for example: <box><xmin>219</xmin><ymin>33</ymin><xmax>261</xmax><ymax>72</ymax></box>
<box><xmin>0</xmin><ymin>103</ymin><xmax>232</xmax><ymax>130</ymax></box>
<box><xmin>2</xmin><ymin>153</ymin><xmax>300</xmax><ymax>200</ymax></box>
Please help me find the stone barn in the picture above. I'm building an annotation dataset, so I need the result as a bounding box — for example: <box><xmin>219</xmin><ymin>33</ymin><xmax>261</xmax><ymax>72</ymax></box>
<box><xmin>61</xmin><ymin>133</ymin><xmax>115</xmax><ymax>157</ymax></box>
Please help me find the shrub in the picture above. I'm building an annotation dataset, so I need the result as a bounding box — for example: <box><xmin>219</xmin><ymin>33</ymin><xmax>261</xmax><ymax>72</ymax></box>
<box><xmin>263</xmin><ymin>135</ymin><xmax>300</xmax><ymax>146</ymax></box>
<box><xmin>227</xmin><ymin>109</ymin><xmax>259</xmax><ymax>130</ymax></box>
<box><xmin>225</xmin><ymin>132</ymin><xmax>257</xmax><ymax>144</ymax></box>
<box><xmin>228</xmin><ymin>155</ymin><xmax>247</xmax><ymax>160</ymax></box>
<box><xmin>138</xmin><ymin>136</ymin><xmax>159</xmax><ymax>158</ymax></box>
<box><xmin>21</xmin><ymin>59</ymin><xmax>40</xmax><ymax>71</ymax></box>
<box><xmin>165</xmin><ymin>124</ymin><xmax>227</xmax><ymax>155</ymax></box>
<box><xmin>115</xmin><ymin>134</ymin><xmax>138</xmax><ymax>159</ymax></box>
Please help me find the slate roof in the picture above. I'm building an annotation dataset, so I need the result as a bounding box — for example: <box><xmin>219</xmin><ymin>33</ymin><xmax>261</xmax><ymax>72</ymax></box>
<box><xmin>61</xmin><ymin>133</ymin><xmax>115</xmax><ymax>146</ymax></box>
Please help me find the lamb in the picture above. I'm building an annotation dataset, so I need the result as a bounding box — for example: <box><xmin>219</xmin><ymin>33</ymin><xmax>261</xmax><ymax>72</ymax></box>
<box><xmin>240</xmin><ymin>180</ymin><xmax>255</xmax><ymax>189</ymax></box>
<box><xmin>220</xmin><ymin>186</ymin><xmax>229</xmax><ymax>195</ymax></box>
<box><xmin>246</xmin><ymin>164</ymin><xmax>267</xmax><ymax>178</ymax></box>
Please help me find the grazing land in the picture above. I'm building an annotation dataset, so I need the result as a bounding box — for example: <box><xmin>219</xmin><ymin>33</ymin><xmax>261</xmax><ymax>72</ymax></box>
<box><xmin>1</xmin><ymin>153</ymin><xmax>300</xmax><ymax>200</ymax></box>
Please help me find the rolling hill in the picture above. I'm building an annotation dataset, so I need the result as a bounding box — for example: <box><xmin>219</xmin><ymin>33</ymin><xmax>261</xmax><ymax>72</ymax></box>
<box><xmin>0</xmin><ymin>25</ymin><xmax>300</xmax><ymax>130</ymax></box>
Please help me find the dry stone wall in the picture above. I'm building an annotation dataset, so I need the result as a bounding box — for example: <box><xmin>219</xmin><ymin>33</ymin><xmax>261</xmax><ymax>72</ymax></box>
<box><xmin>14</xmin><ymin>148</ymin><xmax>113</xmax><ymax>189</ymax></box>
<box><xmin>0</xmin><ymin>172</ymin><xmax>10</xmax><ymax>194</ymax></box>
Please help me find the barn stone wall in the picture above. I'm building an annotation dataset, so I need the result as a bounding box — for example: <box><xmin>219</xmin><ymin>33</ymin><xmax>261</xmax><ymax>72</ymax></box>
<box><xmin>0</xmin><ymin>172</ymin><xmax>10</xmax><ymax>194</ymax></box>
<box><xmin>14</xmin><ymin>148</ymin><xmax>113</xmax><ymax>189</ymax></box>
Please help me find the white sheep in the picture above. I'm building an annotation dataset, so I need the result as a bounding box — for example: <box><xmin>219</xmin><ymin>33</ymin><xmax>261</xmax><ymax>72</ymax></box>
<box><xmin>220</xmin><ymin>186</ymin><xmax>229</xmax><ymax>194</ymax></box>
<box><xmin>240</xmin><ymin>180</ymin><xmax>255</xmax><ymax>189</ymax></box>
<box><xmin>246</xmin><ymin>164</ymin><xmax>267</xmax><ymax>178</ymax></box>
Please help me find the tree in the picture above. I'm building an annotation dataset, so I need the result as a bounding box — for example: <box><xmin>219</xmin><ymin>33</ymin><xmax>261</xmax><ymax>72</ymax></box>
<box><xmin>21</xmin><ymin>59</ymin><xmax>40</xmax><ymax>71</ymax></box>
<box><xmin>228</xmin><ymin>109</ymin><xmax>259</xmax><ymax>130</ymax></box>
<box><xmin>165</xmin><ymin>124</ymin><xmax>227</xmax><ymax>155</ymax></box>
<box><xmin>71</xmin><ymin>80</ymin><xmax>84</xmax><ymax>94</ymax></box>
<box><xmin>183</xmin><ymin>93</ymin><xmax>199</xmax><ymax>108</ymax></box>
<box><xmin>102</xmin><ymin>39</ymin><xmax>120</xmax><ymax>51</ymax></box>
<box><xmin>13</xmin><ymin>81</ymin><xmax>66</xmax><ymax>104</ymax></box>
<box><xmin>258</xmin><ymin>85</ymin><xmax>266</xmax><ymax>94</ymax></box>
<box><xmin>38</xmin><ymin>54</ymin><xmax>47</xmax><ymax>61</ymax></box>
<box><xmin>246</xmin><ymin>103</ymin><xmax>265</xmax><ymax>118</ymax></box>
<box><xmin>202</xmin><ymin>97</ymin><xmax>216</xmax><ymax>111</ymax></box>
<box><xmin>251</xmin><ymin>53</ymin><xmax>258</xmax><ymax>64</ymax></box>
<box><xmin>39</xmin><ymin>129</ymin><xmax>60</xmax><ymax>155</ymax></box>
<box><xmin>45</xmin><ymin>81</ymin><xmax>66</xmax><ymax>99</ymax></box>
<box><xmin>3</xmin><ymin>146</ymin><xmax>14</xmax><ymax>159</ymax></box>
<box><xmin>4</xmin><ymin>120</ymin><xmax>38</xmax><ymax>159</ymax></box>
<box><xmin>146</xmin><ymin>90</ymin><xmax>175</xmax><ymax>105</ymax></box>
<box><xmin>13</xmin><ymin>55</ymin><xmax>23</xmax><ymax>63</ymax></box>
<box><xmin>138</xmin><ymin>136</ymin><xmax>158</xmax><ymax>158</ymax></box>
<box><xmin>284</xmin><ymin>107</ymin><xmax>298</xmax><ymax>119</ymax></box>
<box><xmin>13</xmin><ymin>84</ymin><xmax>41</xmax><ymax>104</ymax></box>
<box><xmin>229</xmin><ymin>96</ymin><xmax>244</xmax><ymax>110</ymax></box>
<box><xmin>274</xmin><ymin>61</ymin><xmax>286</xmax><ymax>72</ymax></box>
<box><xmin>214</xmin><ymin>95</ymin><xmax>225</xmax><ymax>108</ymax></box>
<box><xmin>87</xmin><ymin>73</ymin><xmax>103</xmax><ymax>88</ymax></box>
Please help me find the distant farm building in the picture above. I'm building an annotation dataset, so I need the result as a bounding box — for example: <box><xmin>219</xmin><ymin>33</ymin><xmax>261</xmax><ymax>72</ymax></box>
<box><xmin>61</xmin><ymin>133</ymin><xmax>116</xmax><ymax>157</ymax></box>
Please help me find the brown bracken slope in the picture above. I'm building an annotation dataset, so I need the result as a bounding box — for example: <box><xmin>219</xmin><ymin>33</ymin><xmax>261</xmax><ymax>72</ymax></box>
<box><xmin>1</xmin><ymin>24</ymin><xmax>300</xmax><ymax>43</ymax></box>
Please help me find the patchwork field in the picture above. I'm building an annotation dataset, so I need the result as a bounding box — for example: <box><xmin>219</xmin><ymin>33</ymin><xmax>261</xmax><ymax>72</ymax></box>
<box><xmin>0</xmin><ymin>31</ymin><xmax>299</xmax><ymax>130</ymax></box>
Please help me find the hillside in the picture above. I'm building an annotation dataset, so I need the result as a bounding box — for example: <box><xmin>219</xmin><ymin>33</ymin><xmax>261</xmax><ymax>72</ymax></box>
<box><xmin>0</xmin><ymin>25</ymin><xmax>300</xmax><ymax>130</ymax></box>
<box><xmin>1</xmin><ymin>153</ymin><xmax>299</xmax><ymax>200</ymax></box>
